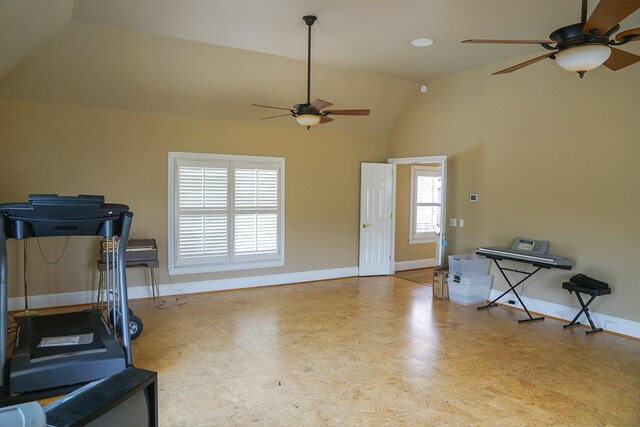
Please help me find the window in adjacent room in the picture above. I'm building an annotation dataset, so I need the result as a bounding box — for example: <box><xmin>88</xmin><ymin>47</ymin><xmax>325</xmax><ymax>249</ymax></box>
<box><xmin>409</xmin><ymin>165</ymin><xmax>442</xmax><ymax>244</ymax></box>
<box><xmin>168</xmin><ymin>152</ymin><xmax>285</xmax><ymax>275</ymax></box>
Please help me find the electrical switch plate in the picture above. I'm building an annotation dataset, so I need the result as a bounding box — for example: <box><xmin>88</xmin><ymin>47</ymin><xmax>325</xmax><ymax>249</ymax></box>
<box><xmin>449</xmin><ymin>218</ymin><xmax>457</xmax><ymax>227</ymax></box>
<box><xmin>459</xmin><ymin>219</ymin><xmax>464</xmax><ymax>227</ymax></box>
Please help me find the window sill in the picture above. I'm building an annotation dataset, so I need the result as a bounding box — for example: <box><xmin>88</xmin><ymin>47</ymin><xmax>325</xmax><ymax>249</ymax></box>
<box><xmin>169</xmin><ymin>259</ymin><xmax>285</xmax><ymax>276</ymax></box>
<box><xmin>409</xmin><ymin>238</ymin><xmax>437</xmax><ymax>245</ymax></box>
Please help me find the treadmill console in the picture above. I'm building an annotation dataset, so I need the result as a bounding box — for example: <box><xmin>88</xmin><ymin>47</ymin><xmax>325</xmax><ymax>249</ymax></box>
<box><xmin>0</xmin><ymin>194</ymin><xmax>129</xmax><ymax>239</ymax></box>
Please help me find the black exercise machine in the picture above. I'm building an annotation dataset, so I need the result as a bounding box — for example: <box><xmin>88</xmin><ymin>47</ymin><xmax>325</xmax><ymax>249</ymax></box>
<box><xmin>562</xmin><ymin>274</ymin><xmax>611</xmax><ymax>334</ymax></box>
<box><xmin>0</xmin><ymin>195</ymin><xmax>134</xmax><ymax>403</ymax></box>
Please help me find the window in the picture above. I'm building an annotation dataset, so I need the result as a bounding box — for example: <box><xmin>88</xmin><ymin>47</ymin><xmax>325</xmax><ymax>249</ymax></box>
<box><xmin>409</xmin><ymin>165</ymin><xmax>442</xmax><ymax>244</ymax></box>
<box><xmin>168</xmin><ymin>152</ymin><xmax>284</xmax><ymax>275</ymax></box>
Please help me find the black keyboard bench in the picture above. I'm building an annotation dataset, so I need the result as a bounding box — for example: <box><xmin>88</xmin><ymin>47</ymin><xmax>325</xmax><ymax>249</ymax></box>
<box><xmin>562</xmin><ymin>281</ymin><xmax>611</xmax><ymax>334</ymax></box>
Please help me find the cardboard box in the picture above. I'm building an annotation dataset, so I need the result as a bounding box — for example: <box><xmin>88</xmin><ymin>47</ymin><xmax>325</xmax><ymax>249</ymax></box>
<box><xmin>433</xmin><ymin>266</ymin><xmax>449</xmax><ymax>300</ymax></box>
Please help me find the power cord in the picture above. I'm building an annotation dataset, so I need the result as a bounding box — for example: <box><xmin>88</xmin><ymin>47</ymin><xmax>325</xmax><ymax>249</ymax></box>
<box><xmin>37</xmin><ymin>236</ymin><xmax>70</xmax><ymax>264</ymax></box>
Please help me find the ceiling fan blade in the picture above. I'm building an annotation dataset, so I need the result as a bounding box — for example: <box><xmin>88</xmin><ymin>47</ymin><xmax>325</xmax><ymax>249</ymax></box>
<box><xmin>603</xmin><ymin>46</ymin><xmax>640</xmax><ymax>70</ymax></box>
<box><xmin>323</xmin><ymin>109</ymin><xmax>370</xmax><ymax>116</ymax></box>
<box><xmin>492</xmin><ymin>51</ymin><xmax>557</xmax><ymax>75</ymax></box>
<box><xmin>615</xmin><ymin>27</ymin><xmax>640</xmax><ymax>42</ymax></box>
<box><xmin>251</xmin><ymin>104</ymin><xmax>293</xmax><ymax>112</ymax></box>
<box><xmin>309</xmin><ymin>99</ymin><xmax>334</xmax><ymax>111</ymax></box>
<box><xmin>462</xmin><ymin>39</ymin><xmax>553</xmax><ymax>44</ymax></box>
<box><xmin>584</xmin><ymin>0</ymin><xmax>640</xmax><ymax>35</ymax></box>
<box><xmin>260</xmin><ymin>113</ymin><xmax>292</xmax><ymax>120</ymax></box>
<box><xmin>319</xmin><ymin>116</ymin><xmax>334</xmax><ymax>124</ymax></box>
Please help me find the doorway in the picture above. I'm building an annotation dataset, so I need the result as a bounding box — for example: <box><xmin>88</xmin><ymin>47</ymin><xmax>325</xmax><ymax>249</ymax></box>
<box><xmin>358</xmin><ymin>156</ymin><xmax>447</xmax><ymax>277</ymax></box>
<box><xmin>389</xmin><ymin>156</ymin><xmax>447</xmax><ymax>273</ymax></box>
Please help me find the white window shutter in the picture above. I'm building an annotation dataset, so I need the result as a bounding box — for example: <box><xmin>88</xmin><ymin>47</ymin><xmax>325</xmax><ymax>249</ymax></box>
<box><xmin>175</xmin><ymin>160</ymin><xmax>229</xmax><ymax>266</ymax></box>
<box><xmin>234</xmin><ymin>166</ymin><xmax>279</xmax><ymax>257</ymax></box>
<box><xmin>410</xmin><ymin>166</ymin><xmax>442</xmax><ymax>241</ymax></box>
<box><xmin>169</xmin><ymin>153</ymin><xmax>284</xmax><ymax>274</ymax></box>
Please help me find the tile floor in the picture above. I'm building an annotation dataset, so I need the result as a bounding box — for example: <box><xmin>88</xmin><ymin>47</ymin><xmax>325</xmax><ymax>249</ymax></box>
<box><xmin>125</xmin><ymin>276</ymin><xmax>640</xmax><ymax>426</ymax></box>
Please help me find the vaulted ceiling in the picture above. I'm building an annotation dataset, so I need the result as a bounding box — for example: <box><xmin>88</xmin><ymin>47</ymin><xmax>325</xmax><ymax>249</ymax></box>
<box><xmin>1</xmin><ymin>0</ymin><xmax>639</xmax><ymax>134</ymax></box>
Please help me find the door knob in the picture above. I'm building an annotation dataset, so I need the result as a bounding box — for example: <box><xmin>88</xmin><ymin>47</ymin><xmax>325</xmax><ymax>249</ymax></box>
<box><xmin>362</xmin><ymin>224</ymin><xmax>371</xmax><ymax>228</ymax></box>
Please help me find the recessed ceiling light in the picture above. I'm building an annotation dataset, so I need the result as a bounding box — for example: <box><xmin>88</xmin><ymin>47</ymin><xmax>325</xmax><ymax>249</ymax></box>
<box><xmin>411</xmin><ymin>38</ymin><xmax>434</xmax><ymax>47</ymax></box>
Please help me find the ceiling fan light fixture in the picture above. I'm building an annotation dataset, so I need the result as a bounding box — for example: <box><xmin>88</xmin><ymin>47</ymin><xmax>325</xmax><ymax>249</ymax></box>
<box><xmin>295</xmin><ymin>114</ymin><xmax>321</xmax><ymax>127</ymax></box>
<box><xmin>555</xmin><ymin>44</ymin><xmax>611</xmax><ymax>74</ymax></box>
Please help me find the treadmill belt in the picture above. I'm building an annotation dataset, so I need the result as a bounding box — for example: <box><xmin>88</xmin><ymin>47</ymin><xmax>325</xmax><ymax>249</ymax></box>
<box><xmin>30</xmin><ymin>312</ymin><xmax>105</xmax><ymax>360</ymax></box>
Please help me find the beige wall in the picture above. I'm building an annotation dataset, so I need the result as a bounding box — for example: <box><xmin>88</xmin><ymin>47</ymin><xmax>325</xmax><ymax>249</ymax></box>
<box><xmin>394</xmin><ymin>163</ymin><xmax>436</xmax><ymax>263</ymax></box>
<box><xmin>387</xmin><ymin>59</ymin><xmax>640</xmax><ymax>322</ymax></box>
<box><xmin>0</xmin><ymin>100</ymin><xmax>386</xmax><ymax>297</ymax></box>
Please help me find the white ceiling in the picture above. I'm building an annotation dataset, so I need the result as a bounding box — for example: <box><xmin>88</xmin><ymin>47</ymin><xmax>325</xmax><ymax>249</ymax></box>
<box><xmin>69</xmin><ymin>0</ymin><xmax>640</xmax><ymax>82</ymax></box>
<box><xmin>0</xmin><ymin>0</ymin><xmax>638</xmax><ymax>135</ymax></box>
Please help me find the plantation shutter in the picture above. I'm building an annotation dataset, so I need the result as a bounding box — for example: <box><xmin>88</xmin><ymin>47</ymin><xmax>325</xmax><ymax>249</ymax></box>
<box><xmin>234</xmin><ymin>163</ymin><xmax>280</xmax><ymax>259</ymax></box>
<box><xmin>170</xmin><ymin>153</ymin><xmax>284</xmax><ymax>274</ymax></box>
<box><xmin>175</xmin><ymin>159</ymin><xmax>229</xmax><ymax>266</ymax></box>
<box><xmin>412</xmin><ymin>167</ymin><xmax>442</xmax><ymax>240</ymax></box>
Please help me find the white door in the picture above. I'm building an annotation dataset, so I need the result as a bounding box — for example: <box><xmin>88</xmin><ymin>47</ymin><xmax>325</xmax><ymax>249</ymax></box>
<box><xmin>359</xmin><ymin>163</ymin><xmax>393</xmax><ymax>276</ymax></box>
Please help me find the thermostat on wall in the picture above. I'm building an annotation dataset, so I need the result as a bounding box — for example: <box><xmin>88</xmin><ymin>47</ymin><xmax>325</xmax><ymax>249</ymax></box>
<box><xmin>469</xmin><ymin>193</ymin><xmax>478</xmax><ymax>203</ymax></box>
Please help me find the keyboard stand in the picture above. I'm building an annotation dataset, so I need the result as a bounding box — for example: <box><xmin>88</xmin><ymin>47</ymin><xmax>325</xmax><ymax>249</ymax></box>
<box><xmin>477</xmin><ymin>258</ymin><xmax>545</xmax><ymax>323</ymax></box>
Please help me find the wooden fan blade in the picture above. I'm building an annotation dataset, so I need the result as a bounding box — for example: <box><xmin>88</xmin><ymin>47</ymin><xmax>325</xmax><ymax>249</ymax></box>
<box><xmin>462</xmin><ymin>39</ymin><xmax>553</xmax><ymax>44</ymax></box>
<box><xmin>319</xmin><ymin>116</ymin><xmax>334</xmax><ymax>124</ymax></box>
<box><xmin>492</xmin><ymin>51</ymin><xmax>557</xmax><ymax>75</ymax></box>
<box><xmin>323</xmin><ymin>109</ymin><xmax>370</xmax><ymax>116</ymax></box>
<box><xmin>615</xmin><ymin>27</ymin><xmax>640</xmax><ymax>42</ymax></box>
<box><xmin>309</xmin><ymin>99</ymin><xmax>334</xmax><ymax>111</ymax></box>
<box><xmin>260</xmin><ymin>113</ymin><xmax>292</xmax><ymax>120</ymax></box>
<box><xmin>584</xmin><ymin>0</ymin><xmax>640</xmax><ymax>35</ymax></box>
<box><xmin>603</xmin><ymin>46</ymin><xmax>640</xmax><ymax>70</ymax></box>
<box><xmin>251</xmin><ymin>103</ymin><xmax>292</xmax><ymax>111</ymax></box>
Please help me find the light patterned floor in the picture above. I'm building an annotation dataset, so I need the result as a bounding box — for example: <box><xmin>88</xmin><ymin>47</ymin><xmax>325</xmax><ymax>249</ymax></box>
<box><xmin>394</xmin><ymin>268</ymin><xmax>434</xmax><ymax>286</ymax></box>
<box><xmin>127</xmin><ymin>276</ymin><xmax>640</xmax><ymax>426</ymax></box>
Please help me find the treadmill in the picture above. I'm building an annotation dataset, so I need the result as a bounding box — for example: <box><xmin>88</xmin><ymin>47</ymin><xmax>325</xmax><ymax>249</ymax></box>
<box><xmin>0</xmin><ymin>195</ymin><xmax>134</xmax><ymax>403</ymax></box>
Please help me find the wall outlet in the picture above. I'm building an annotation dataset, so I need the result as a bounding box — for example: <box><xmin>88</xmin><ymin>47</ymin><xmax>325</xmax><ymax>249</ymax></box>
<box><xmin>604</xmin><ymin>320</ymin><xmax>619</xmax><ymax>332</ymax></box>
<box><xmin>175</xmin><ymin>286</ymin><xmax>184</xmax><ymax>294</ymax></box>
<box><xmin>458</xmin><ymin>219</ymin><xmax>464</xmax><ymax>227</ymax></box>
<box><xmin>507</xmin><ymin>299</ymin><xmax>517</xmax><ymax>305</ymax></box>
<box><xmin>449</xmin><ymin>218</ymin><xmax>457</xmax><ymax>227</ymax></box>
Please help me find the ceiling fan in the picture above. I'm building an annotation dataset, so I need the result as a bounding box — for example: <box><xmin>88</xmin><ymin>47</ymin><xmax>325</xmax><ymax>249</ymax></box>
<box><xmin>462</xmin><ymin>0</ymin><xmax>640</xmax><ymax>78</ymax></box>
<box><xmin>252</xmin><ymin>15</ymin><xmax>370</xmax><ymax>129</ymax></box>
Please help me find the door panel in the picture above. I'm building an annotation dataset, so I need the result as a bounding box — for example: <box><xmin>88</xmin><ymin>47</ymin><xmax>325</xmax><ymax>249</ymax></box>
<box><xmin>359</xmin><ymin>163</ymin><xmax>393</xmax><ymax>276</ymax></box>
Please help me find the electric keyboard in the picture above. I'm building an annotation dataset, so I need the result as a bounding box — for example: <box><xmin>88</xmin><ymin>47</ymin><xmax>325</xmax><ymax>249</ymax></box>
<box><xmin>476</xmin><ymin>246</ymin><xmax>573</xmax><ymax>269</ymax></box>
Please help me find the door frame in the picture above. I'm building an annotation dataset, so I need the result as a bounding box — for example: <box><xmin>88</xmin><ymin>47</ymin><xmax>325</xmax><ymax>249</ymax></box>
<box><xmin>387</xmin><ymin>155</ymin><xmax>447</xmax><ymax>272</ymax></box>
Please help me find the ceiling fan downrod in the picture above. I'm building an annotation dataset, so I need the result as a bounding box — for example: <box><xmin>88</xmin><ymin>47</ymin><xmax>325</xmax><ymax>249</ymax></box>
<box><xmin>581</xmin><ymin>0</ymin><xmax>588</xmax><ymax>23</ymax></box>
<box><xmin>303</xmin><ymin>15</ymin><xmax>317</xmax><ymax>105</ymax></box>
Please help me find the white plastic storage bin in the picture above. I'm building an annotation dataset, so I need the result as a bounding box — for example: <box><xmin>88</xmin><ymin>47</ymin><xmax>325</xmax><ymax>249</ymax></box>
<box><xmin>447</xmin><ymin>274</ymin><xmax>493</xmax><ymax>305</ymax></box>
<box><xmin>448</xmin><ymin>254</ymin><xmax>490</xmax><ymax>277</ymax></box>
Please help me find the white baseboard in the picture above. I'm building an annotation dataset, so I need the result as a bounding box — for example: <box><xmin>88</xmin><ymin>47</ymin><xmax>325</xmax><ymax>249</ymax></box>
<box><xmin>488</xmin><ymin>289</ymin><xmax>640</xmax><ymax>339</ymax></box>
<box><xmin>394</xmin><ymin>258</ymin><xmax>436</xmax><ymax>272</ymax></box>
<box><xmin>10</xmin><ymin>267</ymin><xmax>638</xmax><ymax>340</ymax></box>
<box><xmin>8</xmin><ymin>266</ymin><xmax>359</xmax><ymax>311</ymax></box>
<box><xmin>147</xmin><ymin>266</ymin><xmax>359</xmax><ymax>299</ymax></box>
